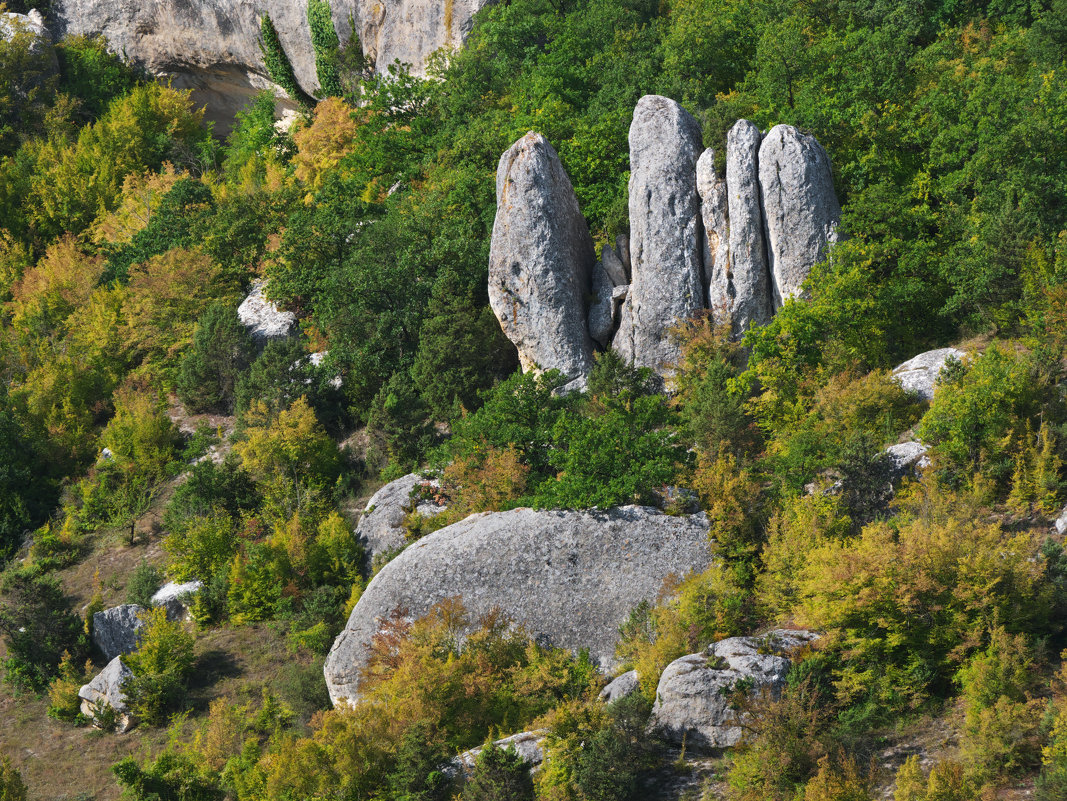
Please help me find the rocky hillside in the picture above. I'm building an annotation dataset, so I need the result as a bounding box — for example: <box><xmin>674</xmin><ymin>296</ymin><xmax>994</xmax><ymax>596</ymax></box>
<box><xmin>1</xmin><ymin>0</ymin><xmax>1067</xmax><ymax>800</ymax></box>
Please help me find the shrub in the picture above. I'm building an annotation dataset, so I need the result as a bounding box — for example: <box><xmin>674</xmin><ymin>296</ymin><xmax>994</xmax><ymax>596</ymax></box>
<box><xmin>124</xmin><ymin>607</ymin><xmax>196</xmax><ymax>725</ymax></box>
<box><xmin>46</xmin><ymin>651</ymin><xmax>91</xmax><ymax>724</ymax></box>
<box><xmin>163</xmin><ymin>457</ymin><xmax>260</xmax><ymax>532</ymax></box>
<box><xmin>0</xmin><ymin>568</ymin><xmax>87</xmax><ymax>691</ymax></box>
<box><xmin>463</xmin><ymin>743</ymin><xmax>534</xmax><ymax>801</ymax></box>
<box><xmin>55</xmin><ymin>34</ymin><xmax>137</xmax><ymax>122</ymax></box>
<box><xmin>893</xmin><ymin>758</ymin><xmax>975</xmax><ymax>801</ymax></box>
<box><xmin>176</xmin><ymin>302</ymin><xmax>255</xmax><ymax>414</ymax></box>
<box><xmin>386</xmin><ymin>720</ymin><xmax>454</xmax><ymax>801</ymax></box>
<box><xmin>163</xmin><ymin>511</ymin><xmax>239</xmax><ymax>585</ymax></box>
<box><xmin>126</xmin><ymin>561</ymin><xmax>163</xmax><ymax>607</ymax></box>
<box><xmin>801</xmin><ymin>756</ymin><xmax>873</xmax><ymax>801</ymax></box>
<box><xmin>0</xmin><ymin>756</ymin><xmax>27</xmax><ymax>801</ymax></box>
<box><xmin>259</xmin><ymin>15</ymin><xmax>311</xmax><ymax>106</ymax></box>
<box><xmin>307</xmin><ymin>0</ymin><xmax>342</xmax><ymax>98</ymax></box>
<box><xmin>112</xmin><ymin>750</ymin><xmax>222</xmax><ymax>801</ymax></box>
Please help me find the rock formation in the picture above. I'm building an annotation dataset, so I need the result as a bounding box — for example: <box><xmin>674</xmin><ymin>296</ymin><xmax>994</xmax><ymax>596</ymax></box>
<box><xmin>758</xmin><ymin>124</ymin><xmax>841</xmax><ymax>307</ymax></box>
<box><xmin>47</xmin><ymin>0</ymin><xmax>491</xmax><ymax>129</ymax></box>
<box><xmin>486</xmin><ymin>102</ymin><xmax>843</xmax><ymax>377</ymax></box>
<box><xmin>1</xmin><ymin>10</ymin><xmax>57</xmax><ymax>71</ymax></box>
<box><xmin>648</xmin><ymin>630</ymin><xmax>819</xmax><ymax>751</ymax></box>
<box><xmin>238</xmin><ymin>279</ymin><xmax>296</xmax><ymax>342</ymax></box>
<box><xmin>324</xmin><ymin>505</ymin><xmax>712</xmax><ymax>704</ymax></box>
<box><xmin>891</xmin><ymin>347</ymin><xmax>966</xmax><ymax>401</ymax></box>
<box><xmin>724</xmin><ymin>120</ymin><xmax>774</xmax><ymax>334</ymax></box>
<box><xmin>599</xmin><ymin>669</ymin><xmax>640</xmax><ymax>704</ymax></box>
<box><xmin>79</xmin><ymin>656</ymin><xmax>135</xmax><ymax>731</ymax></box>
<box><xmin>453</xmin><ymin>730</ymin><xmax>547</xmax><ymax>776</ymax></box>
<box><xmin>355</xmin><ymin>473</ymin><xmax>445</xmax><ymax>563</ymax></box>
<box><xmin>151</xmin><ymin>580</ymin><xmax>204</xmax><ymax>622</ymax></box>
<box><xmin>489</xmin><ymin>132</ymin><xmax>595</xmax><ymax>380</ymax></box>
<box><xmin>613</xmin><ymin>95</ymin><xmax>704</xmax><ymax>373</ymax></box>
<box><xmin>92</xmin><ymin>604</ymin><xmax>146</xmax><ymax>662</ymax></box>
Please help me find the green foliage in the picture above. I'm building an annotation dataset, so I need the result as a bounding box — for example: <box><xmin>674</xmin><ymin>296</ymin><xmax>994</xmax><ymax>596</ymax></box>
<box><xmin>126</xmin><ymin>561</ymin><xmax>163</xmax><ymax>607</ymax></box>
<box><xmin>307</xmin><ymin>0</ymin><xmax>343</xmax><ymax>98</ymax></box>
<box><xmin>163</xmin><ymin>457</ymin><xmax>260</xmax><ymax>533</ymax></box>
<box><xmin>386</xmin><ymin>720</ymin><xmax>454</xmax><ymax>801</ymax></box>
<box><xmin>176</xmin><ymin>302</ymin><xmax>256</xmax><ymax>414</ymax></box>
<box><xmin>462</xmin><ymin>743</ymin><xmax>534</xmax><ymax>801</ymax></box>
<box><xmin>0</xmin><ymin>568</ymin><xmax>87</xmax><ymax>691</ymax></box>
<box><xmin>54</xmin><ymin>34</ymin><xmax>138</xmax><ymax>122</ymax></box>
<box><xmin>0</xmin><ymin>756</ymin><xmax>27</xmax><ymax>801</ymax></box>
<box><xmin>258</xmin><ymin>15</ymin><xmax>312</xmax><ymax>106</ymax></box>
<box><xmin>46</xmin><ymin>650</ymin><xmax>91</xmax><ymax>724</ymax></box>
<box><xmin>0</xmin><ymin>14</ymin><xmax>57</xmax><ymax>156</ymax></box>
<box><xmin>0</xmin><ymin>389</ymin><xmax>54</xmax><ymax>560</ymax></box>
<box><xmin>366</xmin><ymin>372</ymin><xmax>435</xmax><ymax>477</ymax></box>
<box><xmin>113</xmin><ymin>750</ymin><xmax>222</xmax><ymax>801</ymax></box>
<box><xmin>124</xmin><ymin>607</ymin><xmax>196</xmax><ymax>725</ymax></box>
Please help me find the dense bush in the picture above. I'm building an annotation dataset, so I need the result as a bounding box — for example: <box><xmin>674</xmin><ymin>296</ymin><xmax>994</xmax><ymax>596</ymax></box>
<box><xmin>176</xmin><ymin>302</ymin><xmax>255</xmax><ymax>413</ymax></box>
<box><xmin>124</xmin><ymin>607</ymin><xmax>196</xmax><ymax>725</ymax></box>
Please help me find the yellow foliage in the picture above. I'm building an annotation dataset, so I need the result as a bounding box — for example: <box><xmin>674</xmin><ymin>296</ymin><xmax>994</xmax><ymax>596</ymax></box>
<box><xmin>9</xmin><ymin>235</ymin><xmax>104</xmax><ymax>330</ymax></box>
<box><xmin>89</xmin><ymin>164</ymin><xmax>181</xmax><ymax>246</ymax></box>
<box><xmin>292</xmin><ymin>97</ymin><xmax>358</xmax><ymax>193</ymax></box>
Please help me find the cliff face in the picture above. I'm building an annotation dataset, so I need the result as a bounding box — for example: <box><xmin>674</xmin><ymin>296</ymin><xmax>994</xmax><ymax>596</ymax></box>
<box><xmin>48</xmin><ymin>0</ymin><xmax>491</xmax><ymax>129</ymax></box>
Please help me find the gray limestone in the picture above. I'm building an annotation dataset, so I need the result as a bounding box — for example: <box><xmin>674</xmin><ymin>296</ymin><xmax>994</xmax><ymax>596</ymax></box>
<box><xmin>454</xmin><ymin>730</ymin><xmax>547</xmax><ymax>776</ymax></box>
<box><xmin>238</xmin><ymin>279</ymin><xmax>296</xmax><ymax>342</ymax></box>
<box><xmin>891</xmin><ymin>347</ymin><xmax>966</xmax><ymax>402</ymax></box>
<box><xmin>355</xmin><ymin>473</ymin><xmax>445</xmax><ymax>561</ymax></box>
<box><xmin>697</xmin><ymin>148</ymin><xmax>733</xmax><ymax>326</ymax></box>
<box><xmin>151</xmin><ymin>580</ymin><xmax>204</xmax><ymax>622</ymax></box>
<box><xmin>649</xmin><ymin>630</ymin><xmax>819</xmax><ymax>752</ymax></box>
<box><xmin>725</xmin><ymin>120</ymin><xmax>773</xmax><ymax>335</ymax></box>
<box><xmin>588</xmin><ymin>263</ymin><xmax>618</xmax><ymax>348</ymax></box>
<box><xmin>489</xmin><ymin>132</ymin><xmax>595</xmax><ymax>380</ymax></box>
<box><xmin>79</xmin><ymin>656</ymin><xmax>134</xmax><ymax>732</ymax></box>
<box><xmin>600</xmin><ymin>669</ymin><xmax>640</xmax><ymax>704</ymax></box>
<box><xmin>92</xmin><ymin>604</ymin><xmax>146</xmax><ymax>662</ymax></box>
<box><xmin>758</xmin><ymin>124</ymin><xmax>841</xmax><ymax>307</ymax></box>
<box><xmin>324</xmin><ymin>505</ymin><xmax>712</xmax><ymax>704</ymax></box>
<box><xmin>613</xmin><ymin>96</ymin><xmax>705</xmax><ymax>374</ymax></box>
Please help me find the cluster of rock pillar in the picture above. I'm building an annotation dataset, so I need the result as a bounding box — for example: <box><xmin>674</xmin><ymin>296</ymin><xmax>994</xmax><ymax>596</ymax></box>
<box><xmin>488</xmin><ymin>95</ymin><xmax>842</xmax><ymax>383</ymax></box>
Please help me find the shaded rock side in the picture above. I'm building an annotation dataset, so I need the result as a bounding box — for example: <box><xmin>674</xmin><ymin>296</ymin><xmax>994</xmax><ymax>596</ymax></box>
<box><xmin>92</xmin><ymin>604</ymin><xmax>146</xmax><ymax>662</ymax></box>
<box><xmin>649</xmin><ymin>630</ymin><xmax>819</xmax><ymax>752</ymax></box>
<box><xmin>355</xmin><ymin>473</ymin><xmax>445</xmax><ymax>561</ymax></box>
<box><xmin>758</xmin><ymin>124</ymin><xmax>841</xmax><ymax>308</ymax></box>
<box><xmin>600</xmin><ymin>669</ymin><xmax>640</xmax><ymax>704</ymax></box>
<box><xmin>489</xmin><ymin>132</ymin><xmax>595</xmax><ymax>380</ymax></box>
<box><xmin>725</xmin><ymin>120</ymin><xmax>773</xmax><ymax>336</ymax></box>
<box><xmin>613</xmin><ymin>96</ymin><xmax>704</xmax><ymax>374</ymax></box>
<box><xmin>325</xmin><ymin>505</ymin><xmax>712</xmax><ymax>704</ymax></box>
<box><xmin>891</xmin><ymin>347</ymin><xmax>966</xmax><ymax>402</ymax></box>
<box><xmin>79</xmin><ymin>656</ymin><xmax>135</xmax><ymax>732</ymax></box>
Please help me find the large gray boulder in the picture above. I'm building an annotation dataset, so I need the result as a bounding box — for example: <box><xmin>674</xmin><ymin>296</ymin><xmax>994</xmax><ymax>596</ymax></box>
<box><xmin>613</xmin><ymin>96</ymin><xmax>704</xmax><ymax>374</ymax></box>
<box><xmin>79</xmin><ymin>656</ymin><xmax>135</xmax><ymax>732</ymax></box>
<box><xmin>453</xmin><ymin>730</ymin><xmax>547</xmax><ymax>776</ymax></box>
<box><xmin>649</xmin><ymin>630</ymin><xmax>819</xmax><ymax>752</ymax></box>
<box><xmin>325</xmin><ymin>506</ymin><xmax>712</xmax><ymax>704</ymax></box>
<box><xmin>758</xmin><ymin>125</ymin><xmax>841</xmax><ymax>308</ymax></box>
<box><xmin>238</xmin><ymin>279</ymin><xmax>296</xmax><ymax>342</ymax></box>
<box><xmin>355</xmin><ymin>473</ymin><xmax>446</xmax><ymax>562</ymax></box>
<box><xmin>600</xmin><ymin>669</ymin><xmax>640</xmax><ymax>704</ymax></box>
<box><xmin>725</xmin><ymin>120</ymin><xmax>773</xmax><ymax>336</ymax></box>
<box><xmin>891</xmin><ymin>347</ymin><xmax>966</xmax><ymax>402</ymax></box>
<box><xmin>92</xmin><ymin>604</ymin><xmax>146</xmax><ymax>662</ymax></box>
<box><xmin>489</xmin><ymin>132</ymin><xmax>595</xmax><ymax>381</ymax></box>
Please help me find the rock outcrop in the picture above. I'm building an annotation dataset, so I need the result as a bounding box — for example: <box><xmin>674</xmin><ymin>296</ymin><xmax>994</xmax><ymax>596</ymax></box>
<box><xmin>92</xmin><ymin>604</ymin><xmax>146</xmax><ymax>662</ymax></box>
<box><xmin>79</xmin><ymin>656</ymin><xmax>135</xmax><ymax>732</ymax></box>
<box><xmin>697</xmin><ymin>149</ymin><xmax>731</xmax><ymax>322</ymax></box>
<box><xmin>238</xmin><ymin>279</ymin><xmax>296</xmax><ymax>342</ymax></box>
<box><xmin>885</xmin><ymin>440</ymin><xmax>930</xmax><ymax>479</ymax></box>
<box><xmin>758</xmin><ymin>125</ymin><xmax>841</xmax><ymax>307</ymax></box>
<box><xmin>325</xmin><ymin>505</ymin><xmax>712</xmax><ymax>704</ymax></box>
<box><xmin>724</xmin><ymin>120</ymin><xmax>774</xmax><ymax>335</ymax></box>
<box><xmin>151</xmin><ymin>580</ymin><xmax>204</xmax><ymax>622</ymax></box>
<box><xmin>600</xmin><ymin>669</ymin><xmax>640</xmax><ymax>704</ymax></box>
<box><xmin>489</xmin><ymin>132</ymin><xmax>595</xmax><ymax>380</ymax></box>
<box><xmin>613</xmin><ymin>96</ymin><xmax>704</xmax><ymax>374</ymax></box>
<box><xmin>891</xmin><ymin>347</ymin><xmax>965</xmax><ymax>401</ymax></box>
<box><xmin>454</xmin><ymin>730</ymin><xmax>547</xmax><ymax>775</ymax></box>
<box><xmin>2</xmin><ymin>9</ymin><xmax>57</xmax><ymax>71</ymax></box>
<box><xmin>648</xmin><ymin>630</ymin><xmax>819</xmax><ymax>752</ymax></box>
<box><xmin>355</xmin><ymin>473</ymin><xmax>445</xmax><ymax>562</ymax></box>
<box><xmin>48</xmin><ymin>0</ymin><xmax>491</xmax><ymax>129</ymax></box>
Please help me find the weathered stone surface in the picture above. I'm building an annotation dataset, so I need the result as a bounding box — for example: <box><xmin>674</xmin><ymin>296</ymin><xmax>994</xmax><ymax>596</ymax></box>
<box><xmin>355</xmin><ymin>473</ymin><xmax>445</xmax><ymax>562</ymax></box>
<box><xmin>49</xmin><ymin>0</ymin><xmax>491</xmax><ymax>129</ymax></box>
<box><xmin>649</xmin><ymin>630</ymin><xmax>819</xmax><ymax>752</ymax></box>
<box><xmin>489</xmin><ymin>132</ymin><xmax>595</xmax><ymax>380</ymax></box>
<box><xmin>613</xmin><ymin>96</ymin><xmax>704</xmax><ymax>374</ymax></box>
<box><xmin>891</xmin><ymin>347</ymin><xmax>966</xmax><ymax>402</ymax></box>
<box><xmin>151</xmin><ymin>580</ymin><xmax>204</xmax><ymax>622</ymax></box>
<box><xmin>601</xmin><ymin>243</ymin><xmax>628</xmax><ymax>287</ymax></box>
<box><xmin>79</xmin><ymin>656</ymin><xmax>134</xmax><ymax>732</ymax></box>
<box><xmin>325</xmin><ymin>506</ymin><xmax>712</xmax><ymax>704</ymax></box>
<box><xmin>92</xmin><ymin>604</ymin><xmax>146</xmax><ymax>662</ymax></box>
<box><xmin>884</xmin><ymin>441</ymin><xmax>930</xmax><ymax>479</ymax></box>
<box><xmin>454</xmin><ymin>730</ymin><xmax>547</xmax><ymax>775</ymax></box>
<box><xmin>600</xmin><ymin>669</ymin><xmax>640</xmax><ymax>704</ymax></box>
<box><xmin>697</xmin><ymin>148</ymin><xmax>733</xmax><ymax>324</ymax></box>
<box><xmin>2</xmin><ymin>10</ymin><xmax>57</xmax><ymax>69</ymax></box>
<box><xmin>1055</xmin><ymin>504</ymin><xmax>1067</xmax><ymax>536</ymax></box>
<box><xmin>238</xmin><ymin>279</ymin><xmax>296</xmax><ymax>342</ymax></box>
<box><xmin>616</xmin><ymin>234</ymin><xmax>631</xmax><ymax>274</ymax></box>
<box><xmin>588</xmin><ymin>263</ymin><xmax>616</xmax><ymax>348</ymax></box>
<box><xmin>758</xmin><ymin>124</ymin><xmax>841</xmax><ymax>307</ymax></box>
<box><xmin>725</xmin><ymin>120</ymin><xmax>773</xmax><ymax>336</ymax></box>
